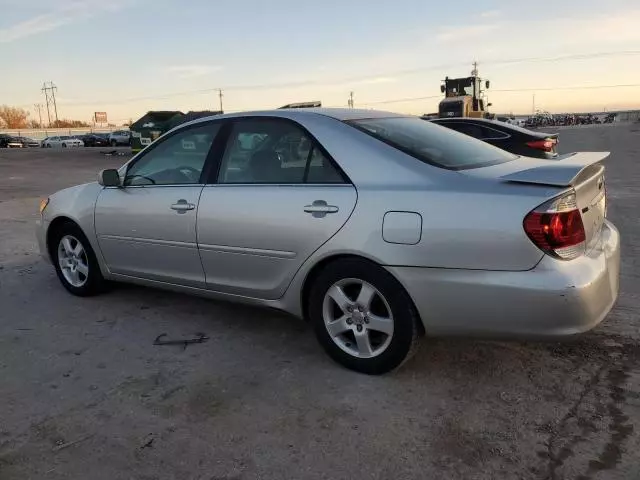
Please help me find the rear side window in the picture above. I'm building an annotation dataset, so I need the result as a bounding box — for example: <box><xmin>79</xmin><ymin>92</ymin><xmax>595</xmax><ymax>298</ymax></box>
<box><xmin>348</xmin><ymin>117</ymin><xmax>517</xmax><ymax>170</ymax></box>
<box><xmin>217</xmin><ymin>118</ymin><xmax>346</xmax><ymax>184</ymax></box>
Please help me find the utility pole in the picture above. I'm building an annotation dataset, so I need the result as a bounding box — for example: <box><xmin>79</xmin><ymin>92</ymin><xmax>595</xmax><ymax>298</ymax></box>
<box><xmin>218</xmin><ymin>89</ymin><xmax>224</xmax><ymax>113</ymax></box>
<box><xmin>532</xmin><ymin>93</ymin><xmax>536</xmax><ymax>115</ymax></box>
<box><xmin>348</xmin><ymin>91</ymin><xmax>354</xmax><ymax>108</ymax></box>
<box><xmin>41</xmin><ymin>82</ymin><xmax>59</xmax><ymax>126</ymax></box>
<box><xmin>34</xmin><ymin>104</ymin><xmax>43</xmax><ymax>128</ymax></box>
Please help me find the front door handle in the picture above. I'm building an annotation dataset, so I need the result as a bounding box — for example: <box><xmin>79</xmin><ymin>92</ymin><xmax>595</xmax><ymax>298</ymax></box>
<box><xmin>171</xmin><ymin>199</ymin><xmax>195</xmax><ymax>213</ymax></box>
<box><xmin>304</xmin><ymin>200</ymin><xmax>339</xmax><ymax>218</ymax></box>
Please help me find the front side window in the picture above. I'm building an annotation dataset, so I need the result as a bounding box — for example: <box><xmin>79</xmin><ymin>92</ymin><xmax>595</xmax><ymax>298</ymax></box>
<box><xmin>124</xmin><ymin>123</ymin><xmax>219</xmax><ymax>186</ymax></box>
<box><xmin>217</xmin><ymin>119</ymin><xmax>345</xmax><ymax>184</ymax></box>
<box><xmin>348</xmin><ymin>117</ymin><xmax>517</xmax><ymax>170</ymax></box>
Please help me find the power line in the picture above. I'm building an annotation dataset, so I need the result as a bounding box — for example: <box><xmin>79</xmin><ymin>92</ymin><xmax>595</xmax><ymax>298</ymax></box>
<box><xmin>493</xmin><ymin>83</ymin><xmax>640</xmax><ymax>93</ymax></box>
<box><xmin>359</xmin><ymin>95</ymin><xmax>442</xmax><ymax>106</ymax></box>
<box><xmin>354</xmin><ymin>84</ymin><xmax>640</xmax><ymax>107</ymax></box>
<box><xmin>29</xmin><ymin>49</ymin><xmax>640</xmax><ymax>108</ymax></box>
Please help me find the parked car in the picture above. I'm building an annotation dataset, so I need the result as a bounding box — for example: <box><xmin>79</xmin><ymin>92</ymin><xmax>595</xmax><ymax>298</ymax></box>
<box><xmin>79</xmin><ymin>134</ymin><xmax>109</xmax><ymax>147</ymax></box>
<box><xmin>14</xmin><ymin>136</ymin><xmax>41</xmax><ymax>147</ymax></box>
<box><xmin>430</xmin><ymin>117</ymin><xmax>560</xmax><ymax>159</ymax></box>
<box><xmin>36</xmin><ymin>109</ymin><xmax>619</xmax><ymax>374</ymax></box>
<box><xmin>42</xmin><ymin>136</ymin><xmax>84</xmax><ymax>148</ymax></box>
<box><xmin>108</xmin><ymin>130</ymin><xmax>131</xmax><ymax>146</ymax></box>
<box><xmin>0</xmin><ymin>134</ymin><xmax>23</xmax><ymax>148</ymax></box>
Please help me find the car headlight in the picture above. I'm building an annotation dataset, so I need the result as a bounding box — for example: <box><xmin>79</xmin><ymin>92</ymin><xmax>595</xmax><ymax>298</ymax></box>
<box><xmin>39</xmin><ymin>197</ymin><xmax>49</xmax><ymax>215</ymax></box>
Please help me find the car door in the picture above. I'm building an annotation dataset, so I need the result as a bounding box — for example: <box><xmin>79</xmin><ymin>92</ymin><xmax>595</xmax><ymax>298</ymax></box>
<box><xmin>197</xmin><ymin>117</ymin><xmax>357</xmax><ymax>300</ymax></box>
<box><xmin>94</xmin><ymin>121</ymin><xmax>222</xmax><ymax>287</ymax></box>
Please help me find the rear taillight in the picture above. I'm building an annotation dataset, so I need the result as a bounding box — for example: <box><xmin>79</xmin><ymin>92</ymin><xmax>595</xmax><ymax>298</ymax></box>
<box><xmin>526</xmin><ymin>138</ymin><xmax>557</xmax><ymax>152</ymax></box>
<box><xmin>523</xmin><ymin>191</ymin><xmax>586</xmax><ymax>260</ymax></box>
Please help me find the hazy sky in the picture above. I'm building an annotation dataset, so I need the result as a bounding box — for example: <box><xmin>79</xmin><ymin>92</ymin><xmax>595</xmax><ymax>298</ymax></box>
<box><xmin>1</xmin><ymin>0</ymin><xmax>640</xmax><ymax>124</ymax></box>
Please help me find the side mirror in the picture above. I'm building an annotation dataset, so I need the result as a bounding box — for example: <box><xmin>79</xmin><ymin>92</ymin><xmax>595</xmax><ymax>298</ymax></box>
<box><xmin>98</xmin><ymin>169</ymin><xmax>121</xmax><ymax>187</ymax></box>
<box><xmin>485</xmin><ymin>80</ymin><xmax>490</xmax><ymax>89</ymax></box>
<box><xmin>440</xmin><ymin>85</ymin><xmax>446</xmax><ymax>93</ymax></box>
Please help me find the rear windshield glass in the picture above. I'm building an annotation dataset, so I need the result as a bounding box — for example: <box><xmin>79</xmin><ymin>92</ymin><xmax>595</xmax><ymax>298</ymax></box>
<box><xmin>347</xmin><ymin>117</ymin><xmax>517</xmax><ymax>170</ymax></box>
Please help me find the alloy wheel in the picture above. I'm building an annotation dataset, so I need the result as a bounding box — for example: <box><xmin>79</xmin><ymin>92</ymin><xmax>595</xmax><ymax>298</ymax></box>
<box><xmin>322</xmin><ymin>278</ymin><xmax>394</xmax><ymax>359</ymax></box>
<box><xmin>57</xmin><ymin>235</ymin><xmax>89</xmax><ymax>287</ymax></box>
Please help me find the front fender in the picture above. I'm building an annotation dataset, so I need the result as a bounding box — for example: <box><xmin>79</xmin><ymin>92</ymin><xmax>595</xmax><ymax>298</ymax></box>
<box><xmin>42</xmin><ymin>182</ymin><xmax>109</xmax><ymax>276</ymax></box>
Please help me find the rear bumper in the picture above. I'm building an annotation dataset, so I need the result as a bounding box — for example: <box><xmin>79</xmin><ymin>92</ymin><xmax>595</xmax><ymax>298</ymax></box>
<box><xmin>387</xmin><ymin>220</ymin><xmax>620</xmax><ymax>337</ymax></box>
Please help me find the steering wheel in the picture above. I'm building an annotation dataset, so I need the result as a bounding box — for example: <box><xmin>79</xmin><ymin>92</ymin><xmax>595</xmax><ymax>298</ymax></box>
<box><xmin>125</xmin><ymin>174</ymin><xmax>156</xmax><ymax>185</ymax></box>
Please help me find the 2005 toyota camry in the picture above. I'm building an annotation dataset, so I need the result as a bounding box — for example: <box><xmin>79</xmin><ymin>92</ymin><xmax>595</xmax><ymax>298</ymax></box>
<box><xmin>36</xmin><ymin>109</ymin><xmax>620</xmax><ymax>374</ymax></box>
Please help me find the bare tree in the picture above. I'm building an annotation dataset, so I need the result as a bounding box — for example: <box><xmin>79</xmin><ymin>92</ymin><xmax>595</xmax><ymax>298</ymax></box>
<box><xmin>51</xmin><ymin>119</ymin><xmax>90</xmax><ymax>128</ymax></box>
<box><xmin>0</xmin><ymin>105</ymin><xmax>30</xmax><ymax>128</ymax></box>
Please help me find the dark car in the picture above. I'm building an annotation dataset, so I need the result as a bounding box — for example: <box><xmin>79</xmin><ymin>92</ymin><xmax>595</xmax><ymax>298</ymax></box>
<box><xmin>15</xmin><ymin>136</ymin><xmax>40</xmax><ymax>147</ymax></box>
<box><xmin>0</xmin><ymin>134</ymin><xmax>13</xmax><ymax>147</ymax></box>
<box><xmin>79</xmin><ymin>134</ymin><xmax>109</xmax><ymax>147</ymax></box>
<box><xmin>430</xmin><ymin>117</ymin><xmax>559</xmax><ymax>159</ymax></box>
<box><xmin>0</xmin><ymin>135</ymin><xmax>25</xmax><ymax>148</ymax></box>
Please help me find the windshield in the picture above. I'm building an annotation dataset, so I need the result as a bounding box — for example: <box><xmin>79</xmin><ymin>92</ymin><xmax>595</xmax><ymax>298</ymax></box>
<box><xmin>347</xmin><ymin>117</ymin><xmax>517</xmax><ymax>170</ymax></box>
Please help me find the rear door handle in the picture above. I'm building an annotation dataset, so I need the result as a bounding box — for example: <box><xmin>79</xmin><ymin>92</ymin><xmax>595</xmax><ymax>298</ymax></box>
<box><xmin>304</xmin><ymin>200</ymin><xmax>338</xmax><ymax>218</ymax></box>
<box><xmin>171</xmin><ymin>199</ymin><xmax>195</xmax><ymax>213</ymax></box>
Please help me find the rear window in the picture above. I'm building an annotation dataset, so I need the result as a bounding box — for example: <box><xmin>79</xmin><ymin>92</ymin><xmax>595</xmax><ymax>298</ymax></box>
<box><xmin>347</xmin><ymin>117</ymin><xmax>517</xmax><ymax>170</ymax></box>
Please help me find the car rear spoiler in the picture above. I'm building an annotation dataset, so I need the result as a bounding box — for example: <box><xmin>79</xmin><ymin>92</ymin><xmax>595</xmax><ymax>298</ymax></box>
<box><xmin>500</xmin><ymin>152</ymin><xmax>609</xmax><ymax>187</ymax></box>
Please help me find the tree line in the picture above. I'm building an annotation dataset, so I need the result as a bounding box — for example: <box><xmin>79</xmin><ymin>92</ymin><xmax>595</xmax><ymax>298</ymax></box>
<box><xmin>0</xmin><ymin>105</ymin><xmax>91</xmax><ymax>129</ymax></box>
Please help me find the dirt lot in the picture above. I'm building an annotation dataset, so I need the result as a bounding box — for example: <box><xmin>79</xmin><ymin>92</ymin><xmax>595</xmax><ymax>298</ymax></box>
<box><xmin>1</xmin><ymin>128</ymin><xmax>640</xmax><ymax>480</ymax></box>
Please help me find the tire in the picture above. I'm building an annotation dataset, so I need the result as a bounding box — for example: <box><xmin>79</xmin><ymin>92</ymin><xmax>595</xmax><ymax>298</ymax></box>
<box><xmin>46</xmin><ymin>144</ymin><xmax>52</xmax><ymax>148</ymax></box>
<box><xmin>50</xmin><ymin>222</ymin><xmax>106</xmax><ymax>296</ymax></box>
<box><xmin>110</xmin><ymin>140</ymin><xmax>117</xmax><ymax>147</ymax></box>
<box><xmin>308</xmin><ymin>258</ymin><xmax>421</xmax><ymax>375</ymax></box>
<box><xmin>62</xmin><ymin>143</ymin><xmax>67</xmax><ymax>148</ymax></box>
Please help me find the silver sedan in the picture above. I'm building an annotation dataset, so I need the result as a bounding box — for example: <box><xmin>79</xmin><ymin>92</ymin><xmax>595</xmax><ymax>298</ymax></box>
<box><xmin>35</xmin><ymin>109</ymin><xmax>620</xmax><ymax>374</ymax></box>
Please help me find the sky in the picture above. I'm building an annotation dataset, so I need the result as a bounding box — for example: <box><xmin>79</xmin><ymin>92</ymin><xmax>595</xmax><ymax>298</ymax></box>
<box><xmin>1</xmin><ymin>0</ymin><xmax>640</xmax><ymax>125</ymax></box>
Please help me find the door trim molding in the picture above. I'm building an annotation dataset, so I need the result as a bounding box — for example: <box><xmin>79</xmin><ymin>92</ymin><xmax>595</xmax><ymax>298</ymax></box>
<box><xmin>99</xmin><ymin>234</ymin><xmax>197</xmax><ymax>249</ymax></box>
<box><xmin>198</xmin><ymin>243</ymin><xmax>296</xmax><ymax>259</ymax></box>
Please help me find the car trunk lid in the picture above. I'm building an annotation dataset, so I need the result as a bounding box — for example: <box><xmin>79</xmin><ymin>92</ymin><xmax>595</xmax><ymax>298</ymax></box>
<box><xmin>465</xmin><ymin>152</ymin><xmax>608</xmax><ymax>252</ymax></box>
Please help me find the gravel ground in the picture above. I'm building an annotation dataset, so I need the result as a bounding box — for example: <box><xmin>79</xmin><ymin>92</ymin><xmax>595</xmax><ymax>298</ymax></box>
<box><xmin>0</xmin><ymin>128</ymin><xmax>639</xmax><ymax>480</ymax></box>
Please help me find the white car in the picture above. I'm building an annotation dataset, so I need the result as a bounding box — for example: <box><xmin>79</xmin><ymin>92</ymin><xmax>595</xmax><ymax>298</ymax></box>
<box><xmin>42</xmin><ymin>136</ymin><xmax>84</xmax><ymax>148</ymax></box>
<box><xmin>108</xmin><ymin>130</ymin><xmax>131</xmax><ymax>146</ymax></box>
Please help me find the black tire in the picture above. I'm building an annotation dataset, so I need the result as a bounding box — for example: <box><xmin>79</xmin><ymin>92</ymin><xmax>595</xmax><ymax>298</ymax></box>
<box><xmin>110</xmin><ymin>140</ymin><xmax>117</xmax><ymax>147</ymax></box>
<box><xmin>308</xmin><ymin>258</ymin><xmax>421</xmax><ymax>375</ymax></box>
<box><xmin>46</xmin><ymin>144</ymin><xmax>52</xmax><ymax>148</ymax></box>
<box><xmin>50</xmin><ymin>222</ymin><xmax>106</xmax><ymax>296</ymax></box>
<box><xmin>62</xmin><ymin>143</ymin><xmax>67</xmax><ymax>148</ymax></box>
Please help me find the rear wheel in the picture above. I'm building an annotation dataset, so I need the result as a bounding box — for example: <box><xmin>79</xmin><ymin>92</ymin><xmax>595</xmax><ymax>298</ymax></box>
<box><xmin>309</xmin><ymin>258</ymin><xmax>421</xmax><ymax>374</ymax></box>
<box><xmin>62</xmin><ymin>143</ymin><xmax>67</xmax><ymax>148</ymax></box>
<box><xmin>51</xmin><ymin>222</ymin><xmax>106</xmax><ymax>296</ymax></box>
<box><xmin>110</xmin><ymin>140</ymin><xmax>117</xmax><ymax>147</ymax></box>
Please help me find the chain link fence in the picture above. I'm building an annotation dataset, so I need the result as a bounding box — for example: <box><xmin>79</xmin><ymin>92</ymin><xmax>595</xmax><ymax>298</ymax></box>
<box><xmin>0</xmin><ymin>127</ymin><xmax>129</xmax><ymax>141</ymax></box>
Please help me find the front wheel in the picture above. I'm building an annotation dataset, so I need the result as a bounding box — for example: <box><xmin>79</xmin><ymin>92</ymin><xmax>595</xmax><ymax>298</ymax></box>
<box><xmin>61</xmin><ymin>143</ymin><xmax>67</xmax><ymax>148</ymax></box>
<box><xmin>51</xmin><ymin>223</ymin><xmax>106</xmax><ymax>296</ymax></box>
<box><xmin>110</xmin><ymin>140</ymin><xmax>117</xmax><ymax>147</ymax></box>
<box><xmin>309</xmin><ymin>258</ymin><xmax>421</xmax><ymax>375</ymax></box>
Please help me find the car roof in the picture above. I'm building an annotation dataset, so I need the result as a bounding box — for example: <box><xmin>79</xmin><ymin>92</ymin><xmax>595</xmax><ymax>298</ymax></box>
<box><xmin>179</xmin><ymin>108</ymin><xmax>405</xmax><ymax>130</ymax></box>
<box><xmin>431</xmin><ymin>117</ymin><xmax>553</xmax><ymax>136</ymax></box>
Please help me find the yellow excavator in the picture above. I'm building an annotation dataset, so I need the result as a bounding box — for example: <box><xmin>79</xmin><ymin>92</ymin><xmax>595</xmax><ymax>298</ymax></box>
<box><xmin>438</xmin><ymin>63</ymin><xmax>491</xmax><ymax>118</ymax></box>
